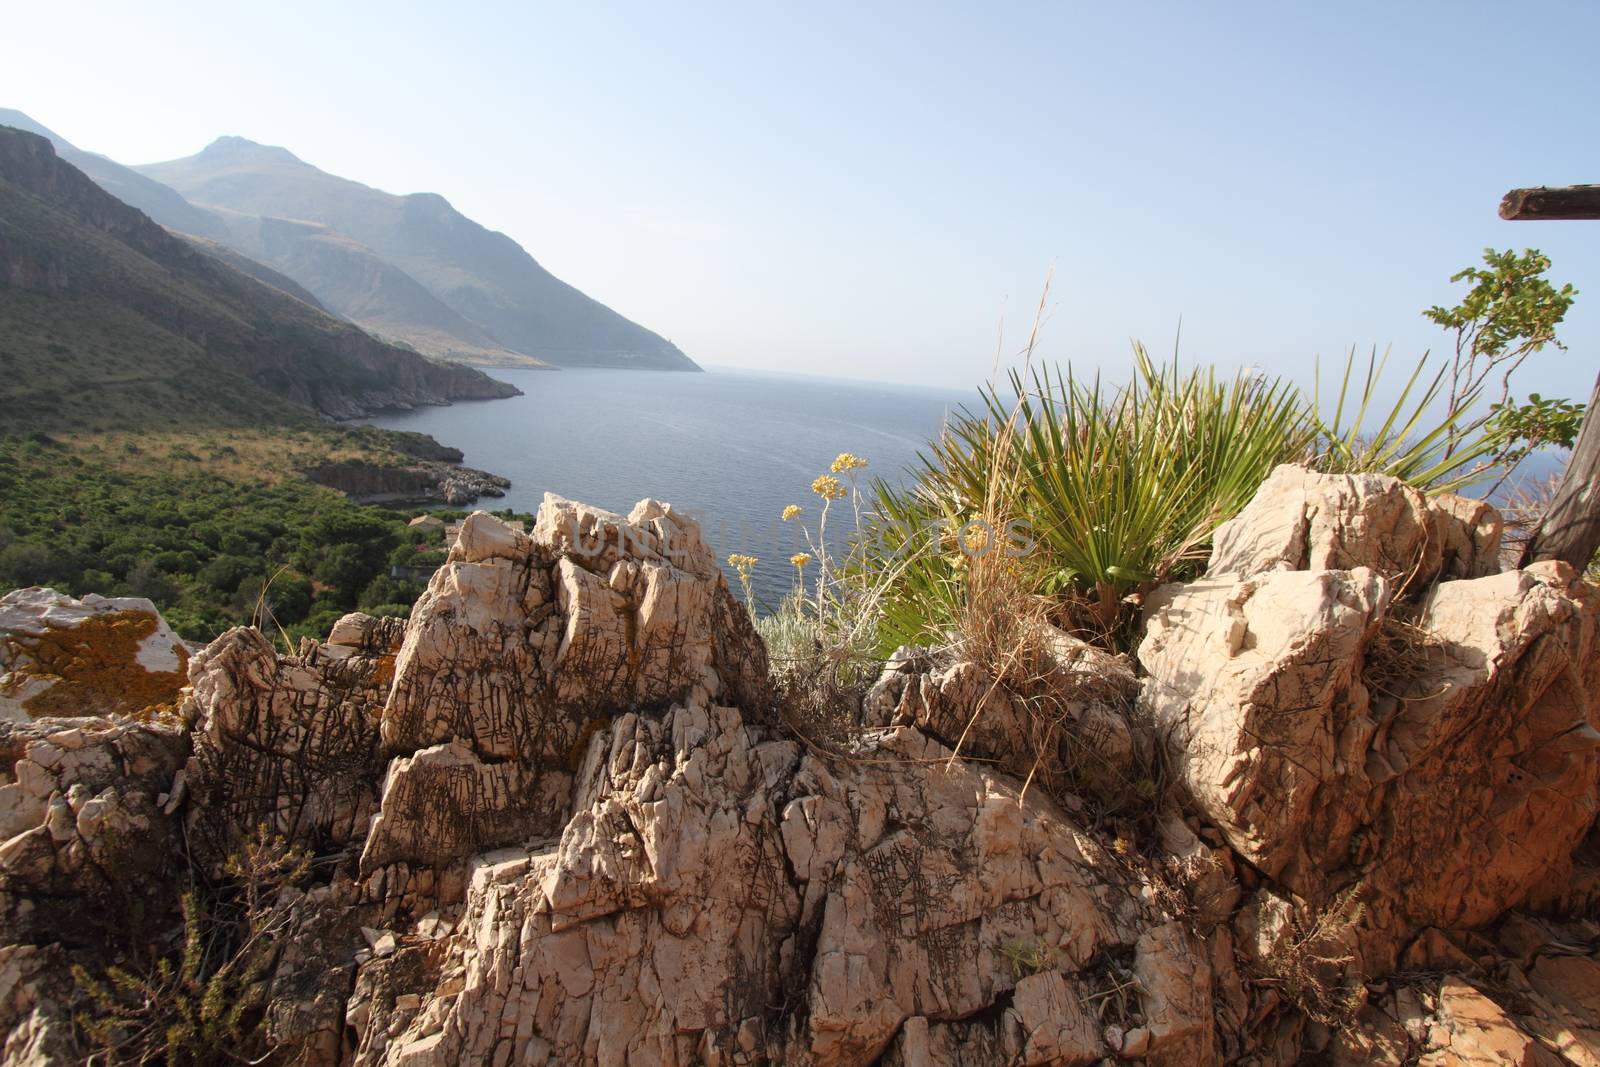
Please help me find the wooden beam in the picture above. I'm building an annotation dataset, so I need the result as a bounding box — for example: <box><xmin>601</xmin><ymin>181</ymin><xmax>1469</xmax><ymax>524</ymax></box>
<box><xmin>1500</xmin><ymin>185</ymin><xmax>1600</xmax><ymax>221</ymax></box>
<box><xmin>1519</xmin><ymin>372</ymin><xmax>1600</xmax><ymax>572</ymax></box>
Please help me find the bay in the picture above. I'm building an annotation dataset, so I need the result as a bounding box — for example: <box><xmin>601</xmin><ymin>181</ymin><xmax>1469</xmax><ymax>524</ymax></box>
<box><xmin>366</xmin><ymin>367</ymin><xmax>972</xmax><ymax>608</ymax></box>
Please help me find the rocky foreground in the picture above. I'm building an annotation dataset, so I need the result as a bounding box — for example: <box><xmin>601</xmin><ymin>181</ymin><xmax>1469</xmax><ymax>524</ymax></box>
<box><xmin>2</xmin><ymin>466</ymin><xmax>1600</xmax><ymax>1065</ymax></box>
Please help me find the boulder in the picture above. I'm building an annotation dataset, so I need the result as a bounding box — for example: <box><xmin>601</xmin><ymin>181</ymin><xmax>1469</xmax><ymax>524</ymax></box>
<box><xmin>1141</xmin><ymin>467</ymin><xmax>1600</xmax><ymax>969</ymax></box>
<box><xmin>0</xmin><ymin>714</ymin><xmax>189</xmax><ymax>944</ymax></box>
<box><xmin>347</xmin><ymin>716</ymin><xmax>1217</xmax><ymax>1066</ymax></box>
<box><xmin>366</xmin><ymin>500</ymin><xmax>772</xmax><ymax>875</ymax></box>
<box><xmin>184</xmin><ymin>621</ymin><xmax>397</xmax><ymax>868</ymax></box>
<box><xmin>1207</xmin><ymin>463</ymin><xmax>1503</xmax><ymax>587</ymax></box>
<box><xmin>0</xmin><ymin>588</ymin><xmax>189</xmax><ymax>721</ymax></box>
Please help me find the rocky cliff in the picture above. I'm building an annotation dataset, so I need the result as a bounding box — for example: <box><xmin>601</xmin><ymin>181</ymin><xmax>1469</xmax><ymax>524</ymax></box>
<box><xmin>3</xmin><ymin>468</ymin><xmax>1600</xmax><ymax>1066</ymax></box>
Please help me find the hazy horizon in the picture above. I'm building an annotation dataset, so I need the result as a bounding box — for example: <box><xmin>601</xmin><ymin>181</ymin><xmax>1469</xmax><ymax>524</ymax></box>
<box><xmin>5</xmin><ymin>1</ymin><xmax>1598</xmax><ymax>398</ymax></box>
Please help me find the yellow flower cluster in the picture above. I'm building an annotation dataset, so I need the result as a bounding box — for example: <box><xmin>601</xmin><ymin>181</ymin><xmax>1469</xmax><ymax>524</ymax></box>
<box><xmin>726</xmin><ymin>553</ymin><xmax>758</xmax><ymax>576</ymax></box>
<box><xmin>790</xmin><ymin>552</ymin><xmax>813</xmax><ymax>570</ymax></box>
<box><xmin>811</xmin><ymin>474</ymin><xmax>847</xmax><ymax>500</ymax></box>
<box><xmin>782</xmin><ymin>504</ymin><xmax>802</xmax><ymax>521</ymax></box>
<box><xmin>830</xmin><ymin>452</ymin><xmax>868</xmax><ymax>473</ymax></box>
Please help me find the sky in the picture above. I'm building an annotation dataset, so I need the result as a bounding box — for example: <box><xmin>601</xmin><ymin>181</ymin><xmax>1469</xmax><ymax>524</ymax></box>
<box><xmin>4</xmin><ymin>1</ymin><xmax>1599</xmax><ymax>399</ymax></box>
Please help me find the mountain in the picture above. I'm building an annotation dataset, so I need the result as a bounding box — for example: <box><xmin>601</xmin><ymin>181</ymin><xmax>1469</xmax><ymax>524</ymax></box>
<box><xmin>212</xmin><ymin>208</ymin><xmax>542</xmax><ymax>368</ymax></box>
<box><xmin>0</xmin><ymin>108</ymin><xmax>232</xmax><ymax>244</ymax></box>
<box><xmin>138</xmin><ymin>136</ymin><xmax>699</xmax><ymax>371</ymax></box>
<box><xmin>0</xmin><ymin>125</ymin><xmax>519</xmax><ymax>433</ymax></box>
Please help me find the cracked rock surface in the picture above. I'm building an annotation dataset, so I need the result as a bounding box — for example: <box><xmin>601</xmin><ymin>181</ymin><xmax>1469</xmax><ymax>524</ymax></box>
<box><xmin>4</xmin><ymin>470</ymin><xmax>1600</xmax><ymax>1066</ymax></box>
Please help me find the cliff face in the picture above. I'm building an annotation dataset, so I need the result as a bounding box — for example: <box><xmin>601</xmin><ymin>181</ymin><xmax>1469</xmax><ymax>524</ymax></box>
<box><xmin>0</xmin><ymin>125</ymin><xmax>520</xmax><ymax>430</ymax></box>
<box><xmin>304</xmin><ymin>457</ymin><xmax>510</xmax><ymax>506</ymax></box>
<box><xmin>3</xmin><ymin>469</ymin><xmax>1600</xmax><ymax>1066</ymax></box>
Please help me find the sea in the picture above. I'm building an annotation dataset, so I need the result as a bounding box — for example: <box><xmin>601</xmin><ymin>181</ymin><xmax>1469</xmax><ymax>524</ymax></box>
<box><xmin>366</xmin><ymin>366</ymin><xmax>1571</xmax><ymax>610</ymax></box>
<box><xmin>366</xmin><ymin>367</ymin><xmax>973</xmax><ymax>609</ymax></box>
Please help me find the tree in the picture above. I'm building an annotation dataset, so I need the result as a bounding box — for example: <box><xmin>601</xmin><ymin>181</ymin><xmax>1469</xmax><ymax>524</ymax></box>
<box><xmin>1424</xmin><ymin>248</ymin><xmax>1577</xmax><ymax>462</ymax></box>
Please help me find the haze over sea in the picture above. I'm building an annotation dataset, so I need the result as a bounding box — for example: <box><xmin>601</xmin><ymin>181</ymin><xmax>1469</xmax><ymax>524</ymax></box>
<box><xmin>368</xmin><ymin>368</ymin><xmax>971</xmax><ymax>608</ymax></box>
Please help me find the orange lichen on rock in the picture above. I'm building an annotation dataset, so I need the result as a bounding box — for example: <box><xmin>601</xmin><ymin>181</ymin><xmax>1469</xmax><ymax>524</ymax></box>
<box><xmin>3</xmin><ymin>610</ymin><xmax>189</xmax><ymax>719</ymax></box>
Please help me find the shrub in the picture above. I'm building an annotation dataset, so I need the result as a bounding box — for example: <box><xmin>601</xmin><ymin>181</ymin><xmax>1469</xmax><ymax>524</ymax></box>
<box><xmin>72</xmin><ymin>829</ymin><xmax>310</xmax><ymax>1066</ymax></box>
<box><xmin>865</xmin><ymin>347</ymin><xmax>1313</xmax><ymax>652</ymax></box>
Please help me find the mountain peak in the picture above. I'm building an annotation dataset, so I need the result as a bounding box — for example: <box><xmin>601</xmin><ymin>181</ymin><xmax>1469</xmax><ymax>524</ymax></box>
<box><xmin>0</xmin><ymin>108</ymin><xmax>73</xmax><ymax>150</ymax></box>
<box><xmin>198</xmin><ymin>135</ymin><xmax>303</xmax><ymax>165</ymax></box>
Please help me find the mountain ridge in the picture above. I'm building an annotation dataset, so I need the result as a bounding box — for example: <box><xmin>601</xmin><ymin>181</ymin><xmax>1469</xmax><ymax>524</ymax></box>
<box><xmin>0</xmin><ymin>124</ymin><xmax>520</xmax><ymax>431</ymax></box>
<box><xmin>139</xmin><ymin>134</ymin><xmax>699</xmax><ymax>371</ymax></box>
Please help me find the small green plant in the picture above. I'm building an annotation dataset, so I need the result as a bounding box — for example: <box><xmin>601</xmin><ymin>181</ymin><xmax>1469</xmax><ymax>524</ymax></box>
<box><xmin>1312</xmin><ymin>347</ymin><xmax>1499</xmax><ymax>493</ymax></box>
<box><xmin>72</xmin><ymin>828</ymin><xmax>311</xmax><ymax>1066</ymax></box>
<box><xmin>1001</xmin><ymin>936</ymin><xmax>1059</xmax><ymax>980</ymax></box>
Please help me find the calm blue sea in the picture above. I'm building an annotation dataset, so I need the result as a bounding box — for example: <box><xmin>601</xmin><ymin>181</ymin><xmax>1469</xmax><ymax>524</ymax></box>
<box><xmin>366</xmin><ymin>367</ymin><xmax>972</xmax><ymax>608</ymax></box>
<box><xmin>367</xmin><ymin>367</ymin><xmax>1571</xmax><ymax>609</ymax></box>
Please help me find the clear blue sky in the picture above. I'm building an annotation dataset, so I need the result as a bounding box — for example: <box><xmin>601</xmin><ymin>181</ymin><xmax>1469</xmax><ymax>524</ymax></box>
<box><xmin>5</xmin><ymin>1</ymin><xmax>1598</xmax><ymax>398</ymax></box>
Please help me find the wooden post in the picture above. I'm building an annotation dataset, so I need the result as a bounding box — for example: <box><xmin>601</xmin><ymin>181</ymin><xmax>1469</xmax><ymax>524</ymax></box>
<box><xmin>1519</xmin><ymin>372</ymin><xmax>1600</xmax><ymax>571</ymax></box>
<box><xmin>1500</xmin><ymin>186</ymin><xmax>1600</xmax><ymax>221</ymax></box>
<box><xmin>1501</xmin><ymin>183</ymin><xmax>1598</xmax><ymax>573</ymax></box>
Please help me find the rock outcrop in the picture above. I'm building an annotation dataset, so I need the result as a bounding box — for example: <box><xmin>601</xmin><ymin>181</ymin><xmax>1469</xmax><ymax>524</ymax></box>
<box><xmin>305</xmin><ymin>458</ymin><xmax>511</xmax><ymax>507</ymax></box>
<box><xmin>1140</xmin><ymin>466</ymin><xmax>1600</xmax><ymax>977</ymax></box>
<box><xmin>3</xmin><ymin>467</ymin><xmax>1600</xmax><ymax>1066</ymax></box>
<box><xmin>0</xmin><ymin>588</ymin><xmax>189</xmax><ymax>721</ymax></box>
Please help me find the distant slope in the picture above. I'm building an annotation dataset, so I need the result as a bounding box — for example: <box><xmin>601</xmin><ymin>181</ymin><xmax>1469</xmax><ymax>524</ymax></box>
<box><xmin>223</xmin><ymin>209</ymin><xmax>545</xmax><ymax>367</ymax></box>
<box><xmin>138</xmin><ymin>137</ymin><xmax>699</xmax><ymax>371</ymax></box>
<box><xmin>181</xmin><ymin>231</ymin><xmax>331</xmax><ymax>311</ymax></box>
<box><xmin>0</xmin><ymin>125</ymin><xmax>519</xmax><ymax>433</ymax></box>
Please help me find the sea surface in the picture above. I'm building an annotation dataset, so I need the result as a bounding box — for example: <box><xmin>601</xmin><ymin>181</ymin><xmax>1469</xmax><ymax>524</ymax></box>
<box><xmin>366</xmin><ymin>367</ymin><xmax>973</xmax><ymax>608</ymax></box>
<box><xmin>366</xmin><ymin>366</ymin><xmax>1571</xmax><ymax>610</ymax></box>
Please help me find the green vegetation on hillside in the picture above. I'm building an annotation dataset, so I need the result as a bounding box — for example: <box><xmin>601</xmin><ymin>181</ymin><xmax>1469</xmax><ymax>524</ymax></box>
<box><xmin>0</xmin><ymin>431</ymin><xmax>457</xmax><ymax>642</ymax></box>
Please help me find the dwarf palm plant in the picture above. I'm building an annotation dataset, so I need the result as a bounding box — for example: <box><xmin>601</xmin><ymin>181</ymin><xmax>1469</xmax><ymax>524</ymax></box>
<box><xmin>865</xmin><ymin>347</ymin><xmax>1315</xmax><ymax>651</ymax></box>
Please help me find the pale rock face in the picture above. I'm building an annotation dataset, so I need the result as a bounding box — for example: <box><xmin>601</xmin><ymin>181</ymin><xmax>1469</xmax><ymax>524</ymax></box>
<box><xmin>12</xmin><ymin>477</ymin><xmax>1600</xmax><ymax>1067</ymax></box>
<box><xmin>1141</xmin><ymin>467</ymin><xmax>1600</xmax><ymax>969</ymax></box>
<box><xmin>350</xmin><ymin>714</ymin><xmax>1217</xmax><ymax>1067</ymax></box>
<box><xmin>0</xmin><ymin>587</ymin><xmax>189</xmax><ymax>721</ymax></box>
<box><xmin>1140</xmin><ymin>566</ymin><xmax>1392</xmax><ymax>884</ymax></box>
<box><xmin>0</xmin><ymin>714</ymin><xmax>189</xmax><ymax>945</ymax></box>
<box><xmin>0</xmin><ymin>944</ymin><xmax>75</xmax><ymax>1067</ymax></box>
<box><xmin>366</xmin><ymin>502</ymin><xmax>772</xmax><ymax>874</ymax></box>
<box><xmin>184</xmin><ymin>621</ymin><xmax>399</xmax><ymax>867</ymax></box>
<box><xmin>1207</xmin><ymin>463</ymin><xmax>1502</xmax><ymax>585</ymax></box>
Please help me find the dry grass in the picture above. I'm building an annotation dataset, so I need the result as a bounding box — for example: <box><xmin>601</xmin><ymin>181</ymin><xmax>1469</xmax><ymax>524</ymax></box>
<box><xmin>48</xmin><ymin>427</ymin><xmax>401</xmax><ymax>484</ymax></box>
<box><xmin>1250</xmin><ymin>888</ymin><xmax>1369</xmax><ymax>1030</ymax></box>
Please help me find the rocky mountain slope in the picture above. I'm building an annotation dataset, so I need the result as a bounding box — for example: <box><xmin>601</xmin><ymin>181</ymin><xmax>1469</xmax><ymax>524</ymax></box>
<box><xmin>136</xmin><ymin>135</ymin><xmax>699</xmax><ymax>372</ymax></box>
<box><xmin>0</xmin><ymin>125</ymin><xmax>520</xmax><ymax>431</ymax></box>
<box><xmin>0</xmin><ymin>109</ymin><xmax>232</xmax><ymax>244</ymax></box>
<box><xmin>2</xmin><ymin>466</ymin><xmax>1599</xmax><ymax>1065</ymax></box>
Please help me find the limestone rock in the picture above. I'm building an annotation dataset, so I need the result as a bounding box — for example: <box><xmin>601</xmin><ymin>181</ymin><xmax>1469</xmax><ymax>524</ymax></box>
<box><xmin>0</xmin><ymin>587</ymin><xmax>189</xmax><ymax>721</ymax></box>
<box><xmin>1207</xmin><ymin>464</ymin><xmax>1503</xmax><ymax>587</ymax></box>
<box><xmin>7</xmin><ymin>477</ymin><xmax>1600</xmax><ymax>1067</ymax></box>
<box><xmin>347</xmin><ymin>715</ymin><xmax>1216</xmax><ymax>1066</ymax></box>
<box><xmin>866</xmin><ymin>628</ymin><xmax>1145</xmax><ymax>804</ymax></box>
<box><xmin>1140</xmin><ymin>566</ymin><xmax>1391</xmax><ymax>886</ymax></box>
<box><xmin>369</xmin><ymin>503</ymin><xmax>771</xmax><ymax>872</ymax></box>
<box><xmin>1208</xmin><ymin>464</ymin><xmax>1439</xmax><ymax>579</ymax></box>
<box><xmin>1142</xmin><ymin>466</ymin><xmax>1600</xmax><ymax>970</ymax></box>
<box><xmin>0</xmin><ymin>715</ymin><xmax>189</xmax><ymax>944</ymax></box>
<box><xmin>184</xmin><ymin>624</ymin><xmax>395</xmax><ymax>866</ymax></box>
